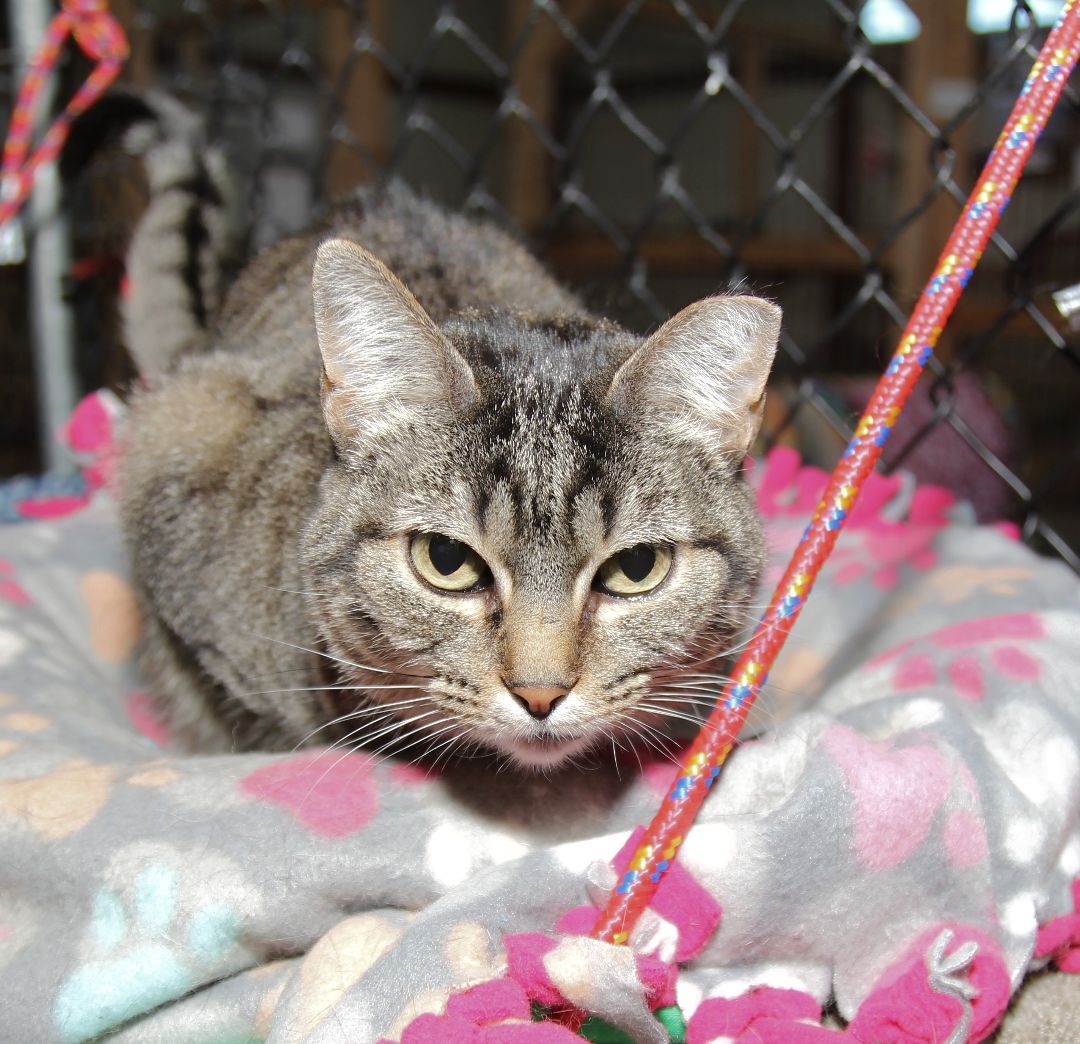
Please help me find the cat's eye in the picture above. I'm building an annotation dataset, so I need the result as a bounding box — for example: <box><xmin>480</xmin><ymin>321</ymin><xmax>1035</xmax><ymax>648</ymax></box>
<box><xmin>595</xmin><ymin>544</ymin><xmax>672</xmax><ymax>597</ymax></box>
<box><xmin>410</xmin><ymin>533</ymin><xmax>491</xmax><ymax>592</ymax></box>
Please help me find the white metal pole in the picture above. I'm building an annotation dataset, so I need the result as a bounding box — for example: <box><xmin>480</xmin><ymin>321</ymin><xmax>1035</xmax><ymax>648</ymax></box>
<box><xmin>9</xmin><ymin>0</ymin><xmax>78</xmax><ymax>474</ymax></box>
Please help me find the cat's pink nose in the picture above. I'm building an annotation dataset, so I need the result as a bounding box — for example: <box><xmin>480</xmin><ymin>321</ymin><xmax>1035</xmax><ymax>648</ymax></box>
<box><xmin>508</xmin><ymin>684</ymin><xmax>571</xmax><ymax>721</ymax></box>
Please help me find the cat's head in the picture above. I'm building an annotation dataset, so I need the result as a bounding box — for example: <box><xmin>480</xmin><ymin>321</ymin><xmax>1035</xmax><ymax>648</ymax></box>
<box><xmin>301</xmin><ymin>239</ymin><xmax>780</xmax><ymax>769</ymax></box>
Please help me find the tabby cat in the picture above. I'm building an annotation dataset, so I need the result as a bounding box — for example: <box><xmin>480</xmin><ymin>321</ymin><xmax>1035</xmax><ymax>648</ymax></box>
<box><xmin>116</xmin><ymin>112</ymin><xmax>780</xmax><ymax>769</ymax></box>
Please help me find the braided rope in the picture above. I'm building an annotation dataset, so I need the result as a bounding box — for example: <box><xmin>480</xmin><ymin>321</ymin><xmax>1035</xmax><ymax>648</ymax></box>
<box><xmin>591</xmin><ymin>0</ymin><xmax>1080</xmax><ymax>950</ymax></box>
<box><xmin>0</xmin><ymin>0</ymin><xmax>128</xmax><ymax>229</ymax></box>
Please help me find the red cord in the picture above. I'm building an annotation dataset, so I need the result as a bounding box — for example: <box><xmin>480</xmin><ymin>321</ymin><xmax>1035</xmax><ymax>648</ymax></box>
<box><xmin>0</xmin><ymin>0</ymin><xmax>128</xmax><ymax>229</ymax></box>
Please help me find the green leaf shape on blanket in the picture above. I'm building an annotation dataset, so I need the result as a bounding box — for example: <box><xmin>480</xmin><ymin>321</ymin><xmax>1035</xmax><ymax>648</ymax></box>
<box><xmin>578</xmin><ymin>1007</ymin><xmax>686</xmax><ymax>1044</ymax></box>
<box><xmin>52</xmin><ymin>863</ymin><xmax>240</xmax><ymax>1042</ymax></box>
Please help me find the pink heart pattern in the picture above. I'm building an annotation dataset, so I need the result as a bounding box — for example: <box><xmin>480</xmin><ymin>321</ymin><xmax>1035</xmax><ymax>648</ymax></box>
<box><xmin>240</xmin><ymin>750</ymin><xmax>379</xmax><ymax>839</ymax></box>
<box><xmin>824</xmin><ymin>724</ymin><xmax>950</xmax><ymax>872</ymax></box>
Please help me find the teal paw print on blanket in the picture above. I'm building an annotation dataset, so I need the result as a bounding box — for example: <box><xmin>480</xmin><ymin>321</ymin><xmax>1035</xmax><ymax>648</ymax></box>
<box><xmin>54</xmin><ymin>862</ymin><xmax>240</xmax><ymax>1042</ymax></box>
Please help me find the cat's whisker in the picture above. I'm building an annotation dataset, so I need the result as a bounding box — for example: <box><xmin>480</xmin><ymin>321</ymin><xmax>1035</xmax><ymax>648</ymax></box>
<box><xmin>421</xmin><ymin>726</ymin><xmax>478</xmax><ymax>772</ymax></box>
<box><xmin>679</xmin><ymin>600</ymin><xmax>772</xmax><ymax>611</ymax></box>
<box><xmin>334</xmin><ymin>696</ymin><xmax>433</xmax><ymax>718</ymax></box>
<box><xmin>301</xmin><ymin>695</ymin><xmax>431</xmax><ymax>727</ymax></box>
<box><xmin>656</xmin><ymin>696</ymin><xmax>772</xmax><ymax>723</ymax></box>
<box><xmin>365</xmin><ymin>709</ymin><xmax>455</xmax><ymax>752</ymax></box>
<box><xmin>687</xmin><ymin>619</ymin><xmax>789</xmax><ymax>667</ymax></box>
<box><xmin>319</xmin><ymin>713</ymin><xmax>402</xmax><ymax>757</ymax></box>
<box><xmin>678</xmin><ymin>641</ymin><xmax>751</xmax><ymax>669</ymax></box>
<box><xmin>308</xmin><ymin>712</ymin><xmax>400</xmax><ymax>760</ymax></box>
<box><xmin>423</xmin><ymin>734</ymin><xmax>460</xmax><ymax>773</ymax></box>
<box><xmin>642</xmin><ymin>687</ymin><xmax>720</xmax><ymax>702</ymax></box>
<box><xmin>302</xmin><ymin>709</ymin><xmax>454</xmax><ymax>795</ymax></box>
<box><xmin>331</xmin><ymin>707</ymin><xmax>443</xmax><ymax>758</ymax></box>
<box><xmin>241</xmin><ymin>683</ymin><xmax>429</xmax><ymax>698</ymax></box>
<box><xmin>656</xmin><ymin>682</ymin><xmax>734</xmax><ymax>690</ymax></box>
<box><xmin>612</xmin><ymin>709</ymin><xmax>675</xmax><ymax>752</ymax></box>
<box><xmin>311</xmin><ymin>702</ymin><xmax>441</xmax><ymax>758</ymax></box>
<box><xmin>636</xmin><ymin>703</ymin><xmax>715</xmax><ymax>729</ymax></box>
<box><xmin>648</xmin><ymin>676</ymin><xmax>730</xmax><ymax>689</ymax></box>
<box><xmin>467</xmin><ymin>735</ymin><xmax>495</xmax><ymax>763</ymax></box>
<box><xmin>626</xmin><ymin>734</ymin><xmax>646</xmax><ymax>775</ymax></box>
<box><xmin>658</xmin><ymin>675</ymin><xmax>733</xmax><ymax>685</ymax></box>
<box><xmin>347</xmin><ymin>663</ymin><xmax>437</xmax><ymax>683</ymax></box>
<box><xmin>649</xmin><ymin>690</ymin><xmax>722</xmax><ymax>699</ymax></box>
<box><xmin>644</xmin><ymin>686</ymin><xmax>803</xmax><ymax>734</ymax></box>
<box><xmin>260</xmin><ymin>583</ymin><xmax>336</xmax><ymax>600</ymax></box>
<box><xmin>452</xmin><ymin>737</ymin><xmax>480</xmax><ymax>766</ymax></box>
<box><xmin>644</xmin><ymin>693</ymin><xmax>723</xmax><ymax>710</ymax></box>
<box><xmin>372</xmin><ymin>718</ymin><xmax>465</xmax><ymax>766</ymax></box>
<box><xmin>628</xmin><ymin>730</ymin><xmax>679</xmax><ymax>765</ymax></box>
<box><xmin>604</xmin><ymin>729</ymin><xmax>630</xmax><ymax>781</ymax></box>
<box><xmin>252</xmin><ymin>632</ymin><xmax>433</xmax><ymax>682</ymax></box>
<box><xmin>631</xmin><ymin>716</ymin><xmax>684</xmax><ymax>759</ymax></box>
<box><xmin>245</xmin><ymin>666</ymin><xmax>323</xmax><ymax>681</ymax></box>
<box><xmin>652</xmin><ymin>672</ymin><xmax>808</xmax><ymax>701</ymax></box>
<box><xmin>611</xmin><ymin>712</ymin><xmax>681</xmax><ymax>766</ymax></box>
<box><xmin>293</xmin><ymin>711</ymin><xmax>394</xmax><ymax>755</ymax></box>
<box><xmin>290</xmin><ymin>697</ymin><xmax>434</xmax><ymax>751</ymax></box>
<box><xmin>645</xmin><ymin>692</ymin><xmax>721</xmax><ymax>706</ymax></box>
<box><xmin>647</xmin><ymin>683</ymin><xmax>728</xmax><ymax>698</ymax></box>
<box><xmin>609</xmin><ymin>733</ymin><xmax>623</xmax><ymax>780</ymax></box>
<box><xmin>652</xmin><ymin>678</ymin><xmax>807</xmax><ymax>703</ymax></box>
<box><xmin>358</xmin><ymin>724</ymin><xmax>438</xmax><ymax>766</ymax></box>
<box><xmin>608</xmin><ymin>728</ymin><xmax>644</xmax><ymax>777</ymax></box>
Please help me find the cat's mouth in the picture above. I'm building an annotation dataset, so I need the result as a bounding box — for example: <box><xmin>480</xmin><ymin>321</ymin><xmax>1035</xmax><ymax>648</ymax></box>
<box><xmin>496</xmin><ymin>730</ymin><xmax>593</xmax><ymax>768</ymax></box>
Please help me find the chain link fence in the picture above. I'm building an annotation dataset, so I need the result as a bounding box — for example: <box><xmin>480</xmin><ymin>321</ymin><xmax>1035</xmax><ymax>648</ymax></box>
<box><xmin>3</xmin><ymin>0</ymin><xmax>1079</xmax><ymax>568</ymax></box>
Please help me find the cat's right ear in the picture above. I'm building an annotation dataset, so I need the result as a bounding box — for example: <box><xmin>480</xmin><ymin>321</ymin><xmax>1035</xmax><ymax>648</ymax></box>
<box><xmin>313</xmin><ymin>239</ymin><xmax>477</xmax><ymax>449</ymax></box>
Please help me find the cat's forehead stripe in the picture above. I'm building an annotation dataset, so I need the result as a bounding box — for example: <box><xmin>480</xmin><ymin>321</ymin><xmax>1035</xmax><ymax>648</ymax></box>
<box><xmin>476</xmin><ymin>381</ymin><xmax>609</xmax><ymax>543</ymax></box>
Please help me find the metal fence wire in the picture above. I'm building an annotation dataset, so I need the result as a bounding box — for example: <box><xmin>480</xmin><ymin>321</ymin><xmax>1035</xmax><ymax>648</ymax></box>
<box><xmin>6</xmin><ymin>0</ymin><xmax>1080</xmax><ymax>570</ymax></box>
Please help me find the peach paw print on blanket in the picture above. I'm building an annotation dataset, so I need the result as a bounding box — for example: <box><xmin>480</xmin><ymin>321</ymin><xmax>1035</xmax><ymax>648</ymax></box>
<box><xmin>80</xmin><ymin>570</ymin><xmax>141</xmax><ymax>665</ymax></box>
<box><xmin>0</xmin><ymin>759</ymin><xmax>116</xmax><ymax>839</ymax></box>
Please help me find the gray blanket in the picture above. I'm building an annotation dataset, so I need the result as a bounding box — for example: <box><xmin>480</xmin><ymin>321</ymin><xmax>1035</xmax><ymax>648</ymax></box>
<box><xmin>2</xmin><ymin>444</ymin><xmax>1080</xmax><ymax>1042</ymax></box>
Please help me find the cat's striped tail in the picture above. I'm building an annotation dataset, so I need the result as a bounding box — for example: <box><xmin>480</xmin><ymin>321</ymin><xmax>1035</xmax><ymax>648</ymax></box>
<box><xmin>62</xmin><ymin>90</ymin><xmax>244</xmax><ymax>376</ymax></box>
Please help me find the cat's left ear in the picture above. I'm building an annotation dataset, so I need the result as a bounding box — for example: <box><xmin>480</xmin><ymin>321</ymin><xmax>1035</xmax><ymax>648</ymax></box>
<box><xmin>312</xmin><ymin>238</ymin><xmax>477</xmax><ymax>449</ymax></box>
<box><xmin>607</xmin><ymin>295</ymin><xmax>781</xmax><ymax>460</ymax></box>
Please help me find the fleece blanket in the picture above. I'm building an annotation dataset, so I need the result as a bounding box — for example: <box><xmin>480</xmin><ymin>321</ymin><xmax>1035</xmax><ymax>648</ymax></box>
<box><xmin>2</xmin><ymin>394</ymin><xmax>1080</xmax><ymax>1042</ymax></box>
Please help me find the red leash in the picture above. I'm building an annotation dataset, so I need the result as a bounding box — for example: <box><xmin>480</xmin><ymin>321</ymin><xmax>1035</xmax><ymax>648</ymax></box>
<box><xmin>0</xmin><ymin>0</ymin><xmax>128</xmax><ymax>233</ymax></box>
<box><xmin>589</xmin><ymin>0</ymin><xmax>1080</xmax><ymax>965</ymax></box>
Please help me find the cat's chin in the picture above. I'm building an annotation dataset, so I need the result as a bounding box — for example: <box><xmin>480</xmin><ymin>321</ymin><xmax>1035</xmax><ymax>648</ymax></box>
<box><xmin>494</xmin><ymin>733</ymin><xmax>594</xmax><ymax>770</ymax></box>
